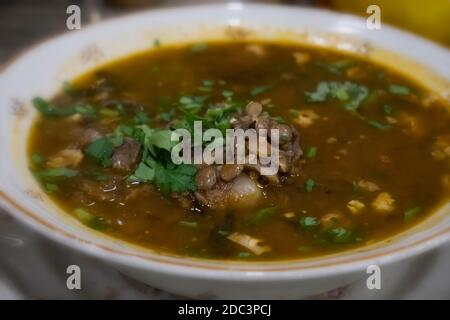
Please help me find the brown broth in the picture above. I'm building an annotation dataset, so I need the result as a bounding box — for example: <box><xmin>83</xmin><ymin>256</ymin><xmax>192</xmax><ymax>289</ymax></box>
<box><xmin>28</xmin><ymin>41</ymin><xmax>450</xmax><ymax>261</ymax></box>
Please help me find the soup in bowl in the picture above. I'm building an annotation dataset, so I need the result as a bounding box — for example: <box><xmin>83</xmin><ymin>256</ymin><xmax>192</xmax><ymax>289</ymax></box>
<box><xmin>0</xmin><ymin>4</ymin><xmax>449</xmax><ymax>298</ymax></box>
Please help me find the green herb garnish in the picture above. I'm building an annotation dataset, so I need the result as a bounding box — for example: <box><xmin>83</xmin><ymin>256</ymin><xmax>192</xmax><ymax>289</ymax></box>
<box><xmin>85</xmin><ymin>136</ymin><xmax>123</xmax><ymax>167</ymax></box>
<box><xmin>305</xmin><ymin>81</ymin><xmax>369</xmax><ymax>112</ymax></box>
<box><xmin>250</xmin><ymin>85</ymin><xmax>272</xmax><ymax>97</ymax></box>
<box><xmin>31</xmin><ymin>153</ymin><xmax>44</xmax><ymax>165</ymax></box>
<box><xmin>383</xmin><ymin>104</ymin><xmax>393</xmax><ymax>115</ymax></box>
<box><xmin>249</xmin><ymin>206</ymin><xmax>278</xmax><ymax>225</ymax></box>
<box><xmin>389</xmin><ymin>84</ymin><xmax>411</xmax><ymax>95</ymax></box>
<box><xmin>306</xmin><ymin>147</ymin><xmax>317</xmax><ymax>158</ymax></box>
<box><xmin>299</xmin><ymin>216</ymin><xmax>320</xmax><ymax>231</ymax></box>
<box><xmin>63</xmin><ymin>81</ymin><xmax>77</xmax><ymax>96</ymax></box>
<box><xmin>305</xmin><ymin>178</ymin><xmax>315</xmax><ymax>192</ymax></box>
<box><xmin>237</xmin><ymin>252</ymin><xmax>252</xmax><ymax>259</ymax></box>
<box><xmin>134</xmin><ymin>111</ymin><xmax>150</xmax><ymax>125</ymax></box>
<box><xmin>45</xmin><ymin>183</ymin><xmax>59</xmax><ymax>193</ymax></box>
<box><xmin>36</xmin><ymin>168</ymin><xmax>78</xmax><ymax>178</ymax></box>
<box><xmin>129</xmin><ymin>125</ymin><xmax>197</xmax><ymax>195</ymax></box>
<box><xmin>74</xmin><ymin>208</ymin><xmax>108</xmax><ymax>231</ymax></box>
<box><xmin>178</xmin><ymin>220</ymin><xmax>198</xmax><ymax>229</ymax></box>
<box><xmin>404</xmin><ymin>206</ymin><xmax>421</xmax><ymax>221</ymax></box>
<box><xmin>368</xmin><ymin>120</ymin><xmax>391</xmax><ymax>131</ymax></box>
<box><xmin>191</xmin><ymin>43</ymin><xmax>208</xmax><ymax>52</ymax></box>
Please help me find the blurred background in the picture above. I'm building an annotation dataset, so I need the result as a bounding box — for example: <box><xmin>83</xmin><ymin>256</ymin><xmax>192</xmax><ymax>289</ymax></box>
<box><xmin>0</xmin><ymin>0</ymin><xmax>449</xmax><ymax>63</ymax></box>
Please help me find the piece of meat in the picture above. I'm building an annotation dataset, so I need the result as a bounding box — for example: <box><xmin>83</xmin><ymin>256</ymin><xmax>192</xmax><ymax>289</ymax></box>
<box><xmin>220</xmin><ymin>164</ymin><xmax>243</xmax><ymax>182</ymax></box>
<box><xmin>112</xmin><ymin>138</ymin><xmax>142</xmax><ymax>172</ymax></box>
<box><xmin>196</xmin><ymin>166</ymin><xmax>217</xmax><ymax>190</ymax></box>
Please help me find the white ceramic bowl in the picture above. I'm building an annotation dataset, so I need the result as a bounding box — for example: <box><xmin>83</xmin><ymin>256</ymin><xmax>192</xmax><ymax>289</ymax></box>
<box><xmin>0</xmin><ymin>3</ymin><xmax>449</xmax><ymax>299</ymax></box>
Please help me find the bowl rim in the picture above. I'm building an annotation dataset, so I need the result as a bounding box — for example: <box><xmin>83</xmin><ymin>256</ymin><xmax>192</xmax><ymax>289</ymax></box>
<box><xmin>0</xmin><ymin>2</ymin><xmax>449</xmax><ymax>281</ymax></box>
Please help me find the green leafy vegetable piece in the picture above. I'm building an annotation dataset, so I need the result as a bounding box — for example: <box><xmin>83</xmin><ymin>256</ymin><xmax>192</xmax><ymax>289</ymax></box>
<box><xmin>305</xmin><ymin>178</ymin><xmax>315</xmax><ymax>192</ymax></box>
<box><xmin>299</xmin><ymin>216</ymin><xmax>320</xmax><ymax>231</ymax></box>
<box><xmin>74</xmin><ymin>104</ymin><xmax>96</xmax><ymax>118</ymax></box>
<box><xmin>153</xmin><ymin>163</ymin><xmax>197</xmax><ymax>195</ymax></box>
<box><xmin>297</xmin><ymin>245</ymin><xmax>313</xmax><ymax>253</ymax></box>
<box><xmin>237</xmin><ymin>252</ymin><xmax>252</xmax><ymax>259</ymax></box>
<box><xmin>389</xmin><ymin>84</ymin><xmax>411</xmax><ymax>95</ymax></box>
<box><xmin>45</xmin><ymin>183</ymin><xmax>59</xmax><ymax>193</ymax></box>
<box><xmin>32</xmin><ymin>97</ymin><xmax>75</xmax><ymax>117</ymax></box>
<box><xmin>99</xmin><ymin>108</ymin><xmax>119</xmax><ymax>118</ymax></box>
<box><xmin>325</xmin><ymin>227</ymin><xmax>353</xmax><ymax>244</ymax></box>
<box><xmin>134</xmin><ymin>111</ymin><xmax>150</xmax><ymax>125</ymax></box>
<box><xmin>305</xmin><ymin>81</ymin><xmax>369</xmax><ymax>112</ymax></box>
<box><xmin>130</xmin><ymin>162</ymin><xmax>155</xmax><ymax>182</ymax></box>
<box><xmin>191</xmin><ymin>43</ymin><xmax>208</xmax><ymax>52</ymax></box>
<box><xmin>156</xmin><ymin>110</ymin><xmax>175</xmax><ymax>122</ymax></box>
<box><xmin>86</xmin><ymin>170</ymin><xmax>108</xmax><ymax>182</ymax></box>
<box><xmin>37</xmin><ymin>168</ymin><xmax>78</xmax><ymax>178</ymax></box>
<box><xmin>249</xmin><ymin>206</ymin><xmax>278</xmax><ymax>225</ymax></box>
<box><xmin>33</xmin><ymin>97</ymin><xmax>96</xmax><ymax>118</ymax></box>
<box><xmin>63</xmin><ymin>81</ymin><xmax>77</xmax><ymax>96</ymax></box>
<box><xmin>306</xmin><ymin>147</ymin><xmax>317</xmax><ymax>158</ymax></box>
<box><xmin>150</xmin><ymin>129</ymin><xmax>176</xmax><ymax>152</ymax></box>
<box><xmin>31</xmin><ymin>154</ymin><xmax>44</xmax><ymax>165</ymax></box>
<box><xmin>85</xmin><ymin>135</ymin><xmax>123</xmax><ymax>167</ymax></box>
<box><xmin>179</xmin><ymin>95</ymin><xmax>208</xmax><ymax>111</ymax></box>
<box><xmin>383</xmin><ymin>104</ymin><xmax>393</xmax><ymax>115</ymax></box>
<box><xmin>250</xmin><ymin>85</ymin><xmax>272</xmax><ymax>96</ymax></box>
<box><xmin>317</xmin><ymin>59</ymin><xmax>353</xmax><ymax>75</ymax></box>
<box><xmin>74</xmin><ymin>208</ymin><xmax>108</xmax><ymax>231</ymax></box>
<box><xmin>404</xmin><ymin>206</ymin><xmax>421</xmax><ymax>221</ymax></box>
<box><xmin>178</xmin><ymin>220</ymin><xmax>198</xmax><ymax>229</ymax></box>
<box><xmin>368</xmin><ymin>120</ymin><xmax>391</xmax><ymax>131</ymax></box>
<box><xmin>222</xmin><ymin>90</ymin><xmax>234</xmax><ymax>99</ymax></box>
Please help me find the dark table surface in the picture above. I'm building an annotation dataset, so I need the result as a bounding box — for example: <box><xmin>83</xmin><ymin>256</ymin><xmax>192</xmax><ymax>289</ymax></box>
<box><xmin>0</xmin><ymin>0</ymin><xmax>312</xmax><ymax>63</ymax></box>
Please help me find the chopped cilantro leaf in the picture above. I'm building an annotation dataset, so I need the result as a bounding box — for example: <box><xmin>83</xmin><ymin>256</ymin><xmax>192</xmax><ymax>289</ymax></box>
<box><xmin>299</xmin><ymin>216</ymin><xmax>320</xmax><ymax>230</ymax></box>
<box><xmin>33</xmin><ymin>97</ymin><xmax>75</xmax><ymax>117</ymax></box>
<box><xmin>306</xmin><ymin>147</ymin><xmax>317</xmax><ymax>158</ymax></box>
<box><xmin>389</xmin><ymin>84</ymin><xmax>411</xmax><ymax>95</ymax></box>
<box><xmin>37</xmin><ymin>168</ymin><xmax>78</xmax><ymax>178</ymax></box>
<box><xmin>251</xmin><ymin>85</ymin><xmax>272</xmax><ymax>96</ymax></box>
<box><xmin>178</xmin><ymin>220</ymin><xmax>198</xmax><ymax>229</ymax></box>
<box><xmin>63</xmin><ymin>81</ymin><xmax>77</xmax><ymax>96</ymax></box>
<box><xmin>404</xmin><ymin>206</ymin><xmax>421</xmax><ymax>221</ymax></box>
<box><xmin>305</xmin><ymin>178</ymin><xmax>315</xmax><ymax>192</ymax></box>
<box><xmin>85</xmin><ymin>135</ymin><xmax>123</xmax><ymax>167</ymax></box>
<box><xmin>316</xmin><ymin>59</ymin><xmax>353</xmax><ymax>75</ymax></box>
<box><xmin>326</xmin><ymin>227</ymin><xmax>354</xmax><ymax>244</ymax></box>
<box><xmin>156</xmin><ymin>110</ymin><xmax>175</xmax><ymax>122</ymax></box>
<box><xmin>383</xmin><ymin>104</ymin><xmax>393</xmax><ymax>115</ymax></box>
<box><xmin>305</xmin><ymin>81</ymin><xmax>369</xmax><ymax>112</ymax></box>
<box><xmin>191</xmin><ymin>43</ymin><xmax>208</xmax><ymax>52</ymax></box>
<box><xmin>74</xmin><ymin>208</ymin><xmax>108</xmax><ymax>231</ymax></box>
<box><xmin>45</xmin><ymin>183</ymin><xmax>59</xmax><ymax>193</ymax></box>
<box><xmin>154</xmin><ymin>162</ymin><xmax>197</xmax><ymax>195</ymax></box>
<box><xmin>31</xmin><ymin>153</ymin><xmax>43</xmax><ymax>165</ymax></box>
<box><xmin>237</xmin><ymin>252</ymin><xmax>252</xmax><ymax>259</ymax></box>
<box><xmin>249</xmin><ymin>206</ymin><xmax>278</xmax><ymax>225</ymax></box>
<box><xmin>134</xmin><ymin>111</ymin><xmax>150</xmax><ymax>125</ymax></box>
<box><xmin>99</xmin><ymin>108</ymin><xmax>119</xmax><ymax>118</ymax></box>
<box><xmin>368</xmin><ymin>120</ymin><xmax>391</xmax><ymax>131</ymax></box>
